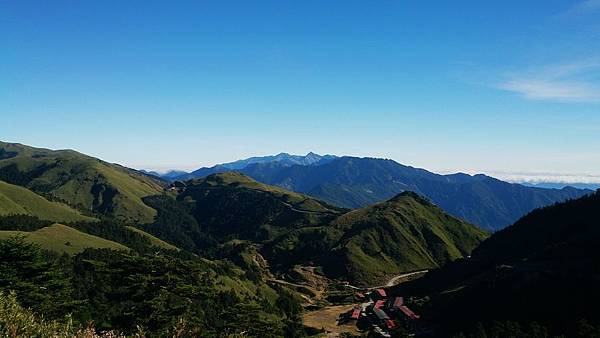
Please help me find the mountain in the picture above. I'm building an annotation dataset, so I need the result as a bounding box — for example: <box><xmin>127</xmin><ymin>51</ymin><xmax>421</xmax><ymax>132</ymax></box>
<box><xmin>0</xmin><ymin>142</ymin><xmax>164</xmax><ymax>223</ymax></box>
<box><xmin>0</xmin><ymin>180</ymin><xmax>96</xmax><ymax>223</ymax></box>
<box><xmin>140</xmin><ymin>169</ymin><xmax>188</xmax><ymax>180</ymax></box>
<box><xmin>141</xmin><ymin>172</ymin><xmax>346</xmax><ymax>252</ymax></box>
<box><xmin>265</xmin><ymin>191</ymin><xmax>488</xmax><ymax>285</ymax></box>
<box><xmin>175</xmin><ymin>152</ymin><xmax>337</xmax><ymax>180</ymax></box>
<box><xmin>140</xmin><ymin>172</ymin><xmax>485</xmax><ymax>285</ymax></box>
<box><xmin>236</xmin><ymin>157</ymin><xmax>590</xmax><ymax>231</ymax></box>
<box><xmin>391</xmin><ymin>190</ymin><xmax>600</xmax><ymax>336</ymax></box>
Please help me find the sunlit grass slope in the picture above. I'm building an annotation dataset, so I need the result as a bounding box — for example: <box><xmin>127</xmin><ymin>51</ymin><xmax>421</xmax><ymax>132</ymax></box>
<box><xmin>0</xmin><ymin>223</ymin><xmax>129</xmax><ymax>254</ymax></box>
<box><xmin>0</xmin><ymin>141</ymin><xmax>163</xmax><ymax>223</ymax></box>
<box><xmin>0</xmin><ymin>181</ymin><xmax>96</xmax><ymax>222</ymax></box>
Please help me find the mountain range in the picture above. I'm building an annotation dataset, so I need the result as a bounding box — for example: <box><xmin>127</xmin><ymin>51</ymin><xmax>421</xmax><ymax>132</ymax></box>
<box><xmin>1</xmin><ymin>141</ymin><xmax>599</xmax><ymax>336</ymax></box>
<box><xmin>162</xmin><ymin>154</ymin><xmax>591</xmax><ymax>231</ymax></box>
<box><xmin>174</xmin><ymin>152</ymin><xmax>338</xmax><ymax>180</ymax></box>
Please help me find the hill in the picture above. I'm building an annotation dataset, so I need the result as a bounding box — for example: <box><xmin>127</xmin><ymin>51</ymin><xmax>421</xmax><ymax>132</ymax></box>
<box><xmin>0</xmin><ymin>141</ymin><xmax>164</xmax><ymax>223</ymax></box>
<box><xmin>391</xmin><ymin>191</ymin><xmax>600</xmax><ymax>336</ymax></box>
<box><xmin>265</xmin><ymin>191</ymin><xmax>488</xmax><ymax>285</ymax></box>
<box><xmin>235</xmin><ymin>157</ymin><xmax>590</xmax><ymax>230</ymax></box>
<box><xmin>141</xmin><ymin>172</ymin><xmax>346</xmax><ymax>252</ymax></box>
<box><xmin>0</xmin><ymin>181</ymin><xmax>96</xmax><ymax>223</ymax></box>
<box><xmin>0</xmin><ymin>223</ymin><xmax>129</xmax><ymax>254</ymax></box>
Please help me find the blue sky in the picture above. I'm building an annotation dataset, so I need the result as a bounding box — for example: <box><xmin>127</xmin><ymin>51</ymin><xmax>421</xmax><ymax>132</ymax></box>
<box><xmin>2</xmin><ymin>0</ymin><xmax>600</xmax><ymax>183</ymax></box>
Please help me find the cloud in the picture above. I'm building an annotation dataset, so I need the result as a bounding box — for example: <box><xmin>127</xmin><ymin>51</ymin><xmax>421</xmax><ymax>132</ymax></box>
<box><xmin>489</xmin><ymin>171</ymin><xmax>600</xmax><ymax>185</ymax></box>
<box><xmin>496</xmin><ymin>60</ymin><xmax>600</xmax><ymax>102</ymax></box>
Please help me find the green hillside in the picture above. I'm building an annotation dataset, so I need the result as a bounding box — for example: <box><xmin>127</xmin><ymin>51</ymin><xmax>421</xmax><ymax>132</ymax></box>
<box><xmin>0</xmin><ymin>180</ymin><xmax>96</xmax><ymax>223</ymax></box>
<box><xmin>0</xmin><ymin>142</ymin><xmax>163</xmax><ymax>223</ymax></box>
<box><xmin>327</xmin><ymin>192</ymin><xmax>488</xmax><ymax>284</ymax></box>
<box><xmin>141</xmin><ymin>172</ymin><xmax>346</xmax><ymax>252</ymax></box>
<box><xmin>0</xmin><ymin>223</ymin><xmax>129</xmax><ymax>254</ymax></box>
<box><xmin>125</xmin><ymin>226</ymin><xmax>179</xmax><ymax>251</ymax></box>
<box><xmin>265</xmin><ymin>191</ymin><xmax>488</xmax><ymax>285</ymax></box>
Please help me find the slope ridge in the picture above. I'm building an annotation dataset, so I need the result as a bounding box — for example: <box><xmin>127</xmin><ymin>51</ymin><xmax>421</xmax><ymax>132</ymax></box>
<box><xmin>0</xmin><ymin>141</ymin><xmax>163</xmax><ymax>223</ymax></box>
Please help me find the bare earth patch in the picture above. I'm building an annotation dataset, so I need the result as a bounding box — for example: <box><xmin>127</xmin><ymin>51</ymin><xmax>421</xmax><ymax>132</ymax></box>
<box><xmin>303</xmin><ymin>304</ymin><xmax>362</xmax><ymax>337</ymax></box>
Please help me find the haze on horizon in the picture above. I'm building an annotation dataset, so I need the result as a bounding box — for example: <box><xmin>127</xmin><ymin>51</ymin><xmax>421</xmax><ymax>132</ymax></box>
<box><xmin>2</xmin><ymin>1</ymin><xmax>600</xmax><ymax>184</ymax></box>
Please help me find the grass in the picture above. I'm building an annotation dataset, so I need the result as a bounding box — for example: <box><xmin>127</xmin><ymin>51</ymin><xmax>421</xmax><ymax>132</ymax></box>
<box><xmin>302</xmin><ymin>304</ymin><xmax>361</xmax><ymax>337</ymax></box>
<box><xmin>125</xmin><ymin>226</ymin><xmax>179</xmax><ymax>251</ymax></box>
<box><xmin>200</xmin><ymin>172</ymin><xmax>344</xmax><ymax>214</ymax></box>
<box><xmin>328</xmin><ymin>192</ymin><xmax>489</xmax><ymax>285</ymax></box>
<box><xmin>0</xmin><ymin>223</ymin><xmax>129</xmax><ymax>255</ymax></box>
<box><xmin>0</xmin><ymin>181</ymin><xmax>96</xmax><ymax>223</ymax></box>
<box><xmin>0</xmin><ymin>141</ymin><xmax>163</xmax><ymax>223</ymax></box>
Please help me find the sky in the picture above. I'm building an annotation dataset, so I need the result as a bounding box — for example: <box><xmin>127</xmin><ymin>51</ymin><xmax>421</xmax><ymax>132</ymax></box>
<box><xmin>2</xmin><ymin>0</ymin><xmax>600</xmax><ymax>184</ymax></box>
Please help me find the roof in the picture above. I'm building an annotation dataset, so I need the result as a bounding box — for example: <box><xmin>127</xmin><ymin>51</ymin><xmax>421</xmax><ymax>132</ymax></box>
<box><xmin>376</xmin><ymin>288</ymin><xmax>387</xmax><ymax>297</ymax></box>
<box><xmin>351</xmin><ymin>308</ymin><xmax>361</xmax><ymax>319</ymax></box>
<box><xmin>374</xmin><ymin>300</ymin><xmax>385</xmax><ymax>309</ymax></box>
<box><xmin>385</xmin><ymin>319</ymin><xmax>396</xmax><ymax>329</ymax></box>
<box><xmin>373</xmin><ymin>307</ymin><xmax>390</xmax><ymax>320</ymax></box>
<box><xmin>398</xmin><ymin>305</ymin><xmax>420</xmax><ymax>320</ymax></box>
<box><xmin>392</xmin><ymin>297</ymin><xmax>404</xmax><ymax>308</ymax></box>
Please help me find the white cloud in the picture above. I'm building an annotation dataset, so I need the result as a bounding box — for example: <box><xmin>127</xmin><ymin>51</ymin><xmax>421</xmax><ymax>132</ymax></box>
<box><xmin>498</xmin><ymin>79</ymin><xmax>600</xmax><ymax>102</ymax></box>
<box><xmin>496</xmin><ymin>60</ymin><xmax>600</xmax><ymax>102</ymax></box>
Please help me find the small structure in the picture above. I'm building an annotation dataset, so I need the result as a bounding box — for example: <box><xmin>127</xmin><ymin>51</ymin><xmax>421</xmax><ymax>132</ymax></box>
<box><xmin>372</xmin><ymin>288</ymin><xmax>387</xmax><ymax>300</ymax></box>
<box><xmin>374</xmin><ymin>300</ymin><xmax>385</xmax><ymax>309</ymax></box>
<box><xmin>398</xmin><ymin>305</ymin><xmax>420</xmax><ymax>320</ymax></box>
<box><xmin>350</xmin><ymin>306</ymin><xmax>361</xmax><ymax>320</ymax></box>
<box><xmin>373</xmin><ymin>307</ymin><xmax>390</xmax><ymax>321</ymax></box>
<box><xmin>390</xmin><ymin>296</ymin><xmax>404</xmax><ymax>309</ymax></box>
<box><xmin>385</xmin><ymin>319</ymin><xmax>396</xmax><ymax>330</ymax></box>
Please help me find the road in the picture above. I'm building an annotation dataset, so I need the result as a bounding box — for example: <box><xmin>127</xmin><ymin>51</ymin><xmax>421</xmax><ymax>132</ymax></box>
<box><xmin>343</xmin><ymin>270</ymin><xmax>429</xmax><ymax>290</ymax></box>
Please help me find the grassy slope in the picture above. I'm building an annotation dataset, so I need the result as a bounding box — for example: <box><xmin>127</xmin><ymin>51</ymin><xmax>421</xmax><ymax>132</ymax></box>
<box><xmin>125</xmin><ymin>226</ymin><xmax>179</xmax><ymax>251</ymax></box>
<box><xmin>328</xmin><ymin>192</ymin><xmax>488</xmax><ymax>284</ymax></box>
<box><xmin>264</xmin><ymin>192</ymin><xmax>488</xmax><ymax>286</ymax></box>
<box><xmin>0</xmin><ymin>181</ymin><xmax>96</xmax><ymax>222</ymax></box>
<box><xmin>0</xmin><ymin>224</ymin><xmax>129</xmax><ymax>254</ymax></box>
<box><xmin>170</xmin><ymin>172</ymin><xmax>346</xmax><ymax>242</ymax></box>
<box><xmin>198</xmin><ymin>172</ymin><xmax>344</xmax><ymax>214</ymax></box>
<box><xmin>0</xmin><ymin>141</ymin><xmax>163</xmax><ymax>223</ymax></box>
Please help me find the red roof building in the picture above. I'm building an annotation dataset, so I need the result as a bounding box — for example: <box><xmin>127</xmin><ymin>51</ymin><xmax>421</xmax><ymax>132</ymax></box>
<box><xmin>391</xmin><ymin>296</ymin><xmax>404</xmax><ymax>308</ymax></box>
<box><xmin>385</xmin><ymin>319</ymin><xmax>396</xmax><ymax>329</ymax></box>
<box><xmin>398</xmin><ymin>305</ymin><xmax>420</xmax><ymax>320</ymax></box>
<box><xmin>373</xmin><ymin>307</ymin><xmax>390</xmax><ymax>320</ymax></box>
<box><xmin>375</xmin><ymin>288</ymin><xmax>387</xmax><ymax>298</ymax></box>
<box><xmin>374</xmin><ymin>300</ymin><xmax>385</xmax><ymax>309</ymax></box>
<box><xmin>350</xmin><ymin>307</ymin><xmax>361</xmax><ymax>320</ymax></box>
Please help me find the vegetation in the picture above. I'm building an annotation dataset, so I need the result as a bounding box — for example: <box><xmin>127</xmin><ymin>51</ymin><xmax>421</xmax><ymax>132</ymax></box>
<box><xmin>237</xmin><ymin>156</ymin><xmax>590</xmax><ymax>230</ymax></box>
<box><xmin>0</xmin><ymin>180</ymin><xmax>95</xmax><ymax>222</ymax></box>
<box><xmin>0</xmin><ymin>224</ymin><xmax>129</xmax><ymax>255</ymax></box>
<box><xmin>265</xmin><ymin>192</ymin><xmax>488</xmax><ymax>285</ymax></box>
<box><xmin>0</xmin><ymin>236</ymin><xmax>305</xmax><ymax>337</ymax></box>
<box><xmin>391</xmin><ymin>191</ymin><xmax>600</xmax><ymax>337</ymax></box>
<box><xmin>0</xmin><ymin>290</ymin><xmax>130</xmax><ymax>338</ymax></box>
<box><xmin>0</xmin><ymin>141</ymin><xmax>163</xmax><ymax>223</ymax></box>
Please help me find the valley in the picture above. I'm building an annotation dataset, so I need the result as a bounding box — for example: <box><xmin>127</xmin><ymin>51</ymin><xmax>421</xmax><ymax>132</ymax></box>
<box><xmin>0</xmin><ymin>142</ymin><xmax>598</xmax><ymax>337</ymax></box>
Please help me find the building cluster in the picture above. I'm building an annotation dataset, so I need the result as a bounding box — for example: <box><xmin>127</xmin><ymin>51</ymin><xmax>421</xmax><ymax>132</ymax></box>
<box><xmin>341</xmin><ymin>288</ymin><xmax>420</xmax><ymax>337</ymax></box>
